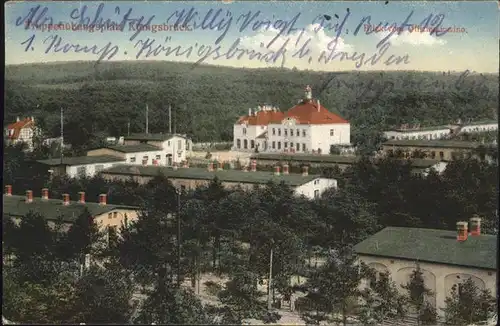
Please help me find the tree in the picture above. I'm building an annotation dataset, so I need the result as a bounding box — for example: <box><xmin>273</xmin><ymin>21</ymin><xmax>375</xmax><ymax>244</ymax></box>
<box><xmin>442</xmin><ymin>278</ymin><xmax>497</xmax><ymax>325</ymax></box>
<box><xmin>401</xmin><ymin>265</ymin><xmax>436</xmax><ymax>325</ymax></box>
<box><xmin>298</xmin><ymin>247</ymin><xmax>368</xmax><ymax>326</ymax></box>
<box><xmin>358</xmin><ymin>271</ymin><xmax>407</xmax><ymax>325</ymax></box>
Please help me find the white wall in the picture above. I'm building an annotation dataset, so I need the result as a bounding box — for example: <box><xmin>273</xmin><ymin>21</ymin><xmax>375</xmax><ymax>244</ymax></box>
<box><xmin>294</xmin><ymin>177</ymin><xmax>338</xmax><ymax>199</ymax></box>
<box><xmin>422</xmin><ymin>162</ymin><xmax>448</xmax><ymax>177</ymax></box>
<box><xmin>233</xmin><ymin>124</ymin><xmax>264</xmax><ymax>151</ymax></box>
<box><xmin>461</xmin><ymin>123</ymin><xmax>498</xmax><ymax>134</ymax></box>
<box><xmin>310</xmin><ymin>124</ymin><xmax>351</xmax><ymax>153</ymax></box>
<box><xmin>66</xmin><ymin>162</ymin><xmax>120</xmax><ymax>178</ymax></box>
<box><xmin>384</xmin><ymin>128</ymin><xmax>451</xmax><ymax>141</ymax></box>
<box><xmin>157</xmin><ymin>136</ymin><xmax>191</xmax><ymax>163</ymax></box>
<box><xmin>266</xmin><ymin>123</ymin><xmax>312</xmax><ymax>153</ymax></box>
<box><xmin>357</xmin><ymin>255</ymin><xmax>497</xmax><ymax>317</ymax></box>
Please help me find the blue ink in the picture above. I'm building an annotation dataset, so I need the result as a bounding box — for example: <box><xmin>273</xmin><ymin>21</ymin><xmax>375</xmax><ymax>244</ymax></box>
<box><xmin>16</xmin><ymin>5</ymin><xmax>54</xmax><ymax>29</ymax></box>
<box><xmin>418</xmin><ymin>13</ymin><xmax>449</xmax><ymax>37</ymax></box>
<box><xmin>312</xmin><ymin>9</ymin><xmax>351</xmax><ymax>41</ymax></box>
<box><xmin>237</xmin><ymin>11</ymin><xmax>301</xmax><ymax>49</ymax></box>
<box><xmin>69</xmin><ymin>3</ymin><xmax>155</xmax><ymax>41</ymax></box>
<box><xmin>291</xmin><ymin>35</ymin><xmax>311</xmax><ymax>59</ymax></box>
<box><xmin>167</xmin><ymin>7</ymin><xmax>233</xmax><ymax>45</ymax></box>
<box><xmin>315</xmin><ymin>41</ymin><xmax>410</xmax><ymax>69</ymax></box>
<box><xmin>43</xmin><ymin>34</ymin><xmax>119</xmax><ymax>63</ymax></box>
<box><xmin>133</xmin><ymin>37</ymin><xmax>288</xmax><ymax>68</ymax></box>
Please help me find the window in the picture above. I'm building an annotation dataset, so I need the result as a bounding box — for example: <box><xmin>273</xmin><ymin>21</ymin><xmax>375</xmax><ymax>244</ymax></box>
<box><xmin>186</xmin><ymin>140</ymin><xmax>190</xmax><ymax>151</ymax></box>
<box><xmin>168</xmin><ymin>141</ymin><xmax>171</xmax><ymax>146</ymax></box>
<box><xmin>290</xmin><ymin>129</ymin><xmax>294</xmax><ymax>136</ymax></box>
<box><xmin>76</xmin><ymin>166</ymin><xmax>86</xmax><ymax>177</ymax></box>
<box><xmin>284</xmin><ymin>142</ymin><xmax>288</xmax><ymax>148</ymax></box>
<box><xmin>244</xmin><ymin>139</ymin><xmax>248</xmax><ymax>149</ymax></box>
<box><xmin>156</xmin><ymin>155</ymin><xmax>161</xmax><ymax>160</ymax></box>
<box><xmin>284</xmin><ymin>129</ymin><xmax>288</xmax><ymax>136</ymax></box>
<box><xmin>113</xmin><ymin>212</ymin><xmax>118</xmax><ymax>219</ymax></box>
<box><xmin>290</xmin><ymin>142</ymin><xmax>294</xmax><ymax>148</ymax></box>
<box><xmin>178</xmin><ymin>140</ymin><xmax>182</xmax><ymax>149</ymax></box>
<box><xmin>439</xmin><ymin>151</ymin><xmax>444</xmax><ymax>159</ymax></box>
<box><xmin>243</xmin><ymin>128</ymin><xmax>247</xmax><ymax>135</ymax></box>
<box><xmin>314</xmin><ymin>190</ymin><xmax>320</xmax><ymax>198</ymax></box>
<box><xmin>95</xmin><ymin>164</ymin><xmax>104</xmax><ymax>172</ymax></box>
<box><xmin>277</xmin><ymin>142</ymin><xmax>281</xmax><ymax>150</ymax></box>
<box><xmin>278</xmin><ymin>129</ymin><xmax>281</xmax><ymax>136</ymax></box>
<box><xmin>296</xmin><ymin>143</ymin><xmax>300</xmax><ymax>151</ymax></box>
<box><xmin>330</xmin><ymin>129</ymin><xmax>334</xmax><ymax>136</ymax></box>
<box><xmin>237</xmin><ymin>139</ymin><xmax>241</xmax><ymax>149</ymax></box>
<box><xmin>108</xmin><ymin>213</ymin><xmax>112</xmax><ymax>219</ymax></box>
<box><xmin>181</xmin><ymin>185</ymin><xmax>186</xmax><ymax>192</ymax></box>
<box><xmin>272</xmin><ymin>141</ymin><xmax>276</xmax><ymax>149</ymax></box>
<box><xmin>302</xmin><ymin>130</ymin><xmax>306</xmax><ymax>137</ymax></box>
<box><xmin>250</xmin><ymin>140</ymin><xmax>255</xmax><ymax>148</ymax></box>
<box><xmin>272</xmin><ymin>128</ymin><xmax>276</xmax><ymax>135</ymax></box>
<box><xmin>297</xmin><ymin>129</ymin><xmax>300</xmax><ymax>136</ymax></box>
<box><xmin>302</xmin><ymin>143</ymin><xmax>306</xmax><ymax>151</ymax></box>
<box><xmin>130</xmin><ymin>157</ymin><xmax>136</xmax><ymax>163</ymax></box>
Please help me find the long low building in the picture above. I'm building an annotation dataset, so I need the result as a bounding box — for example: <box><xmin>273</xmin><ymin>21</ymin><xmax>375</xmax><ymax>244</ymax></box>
<box><xmin>354</xmin><ymin>220</ymin><xmax>497</xmax><ymax>317</ymax></box>
<box><xmin>3</xmin><ymin>185</ymin><xmax>138</xmax><ymax>235</ymax></box>
<box><xmin>100</xmin><ymin>164</ymin><xmax>337</xmax><ymax>199</ymax></box>
<box><xmin>381</xmin><ymin>139</ymin><xmax>485</xmax><ymax>161</ymax></box>
<box><xmin>36</xmin><ymin>155</ymin><xmax>126</xmax><ymax>178</ymax></box>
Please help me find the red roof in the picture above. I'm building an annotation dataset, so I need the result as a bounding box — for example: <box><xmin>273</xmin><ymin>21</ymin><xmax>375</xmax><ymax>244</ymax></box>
<box><xmin>7</xmin><ymin>118</ymin><xmax>34</xmax><ymax>139</ymax></box>
<box><xmin>237</xmin><ymin>110</ymin><xmax>285</xmax><ymax>126</ymax></box>
<box><xmin>283</xmin><ymin>100</ymin><xmax>348</xmax><ymax>124</ymax></box>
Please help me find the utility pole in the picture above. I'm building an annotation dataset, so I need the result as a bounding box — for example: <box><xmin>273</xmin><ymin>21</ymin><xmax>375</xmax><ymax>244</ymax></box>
<box><xmin>146</xmin><ymin>104</ymin><xmax>149</xmax><ymax>134</ymax></box>
<box><xmin>267</xmin><ymin>244</ymin><xmax>274</xmax><ymax>310</ymax></box>
<box><xmin>169</xmin><ymin>104</ymin><xmax>172</xmax><ymax>134</ymax></box>
<box><xmin>127</xmin><ymin>119</ymin><xmax>130</xmax><ymax>136</ymax></box>
<box><xmin>177</xmin><ymin>189</ymin><xmax>182</xmax><ymax>288</ymax></box>
<box><xmin>60</xmin><ymin>107</ymin><xmax>64</xmax><ymax>164</ymax></box>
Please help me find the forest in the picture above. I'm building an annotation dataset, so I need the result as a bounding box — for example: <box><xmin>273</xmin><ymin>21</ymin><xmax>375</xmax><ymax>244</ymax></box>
<box><xmin>3</xmin><ymin>142</ymin><xmax>498</xmax><ymax>325</ymax></box>
<box><xmin>5</xmin><ymin>61</ymin><xmax>499</xmax><ymax>154</ymax></box>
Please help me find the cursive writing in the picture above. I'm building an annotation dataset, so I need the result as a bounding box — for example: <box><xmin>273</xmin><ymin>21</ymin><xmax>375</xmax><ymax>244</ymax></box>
<box><xmin>43</xmin><ymin>34</ymin><xmax>119</xmax><ymax>62</ymax></box>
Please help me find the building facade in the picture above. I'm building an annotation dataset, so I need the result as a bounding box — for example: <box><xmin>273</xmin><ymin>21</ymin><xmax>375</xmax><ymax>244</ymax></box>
<box><xmin>233</xmin><ymin>86</ymin><xmax>351</xmax><ymax>154</ymax></box>
<box><xmin>100</xmin><ymin>164</ymin><xmax>337</xmax><ymax>199</ymax></box>
<box><xmin>354</xmin><ymin>223</ymin><xmax>497</xmax><ymax>317</ymax></box>
<box><xmin>37</xmin><ymin>155</ymin><xmax>126</xmax><ymax>178</ymax></box>
<box><xmin>381</xmin><ymin>140</ymin><xmax>483</xmax><ymax>161</ymax></box>
<box><xmin>5</xmin><ymin>117</ymin><xmax>40</xmax><ymax>150</ymax></box>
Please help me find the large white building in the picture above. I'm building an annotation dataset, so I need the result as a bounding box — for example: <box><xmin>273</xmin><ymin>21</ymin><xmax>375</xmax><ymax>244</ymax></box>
<box><xmin>233</xmin><ymin>86</ymin><xmax>351</xmax><ymax>155</ymax></box>
<box><xmin>354</xmin><ymin>219</ymin><xmax>497</xmax><ymax>318</ymax></box>
<box><xmin>37</xmin><ymin>133</ymin><xmax>193</xmax><ymax>179</ymax></box>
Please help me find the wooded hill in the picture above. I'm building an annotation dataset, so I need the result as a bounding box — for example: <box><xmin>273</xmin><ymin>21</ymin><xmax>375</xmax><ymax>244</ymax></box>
<box><xmin>5</xmin><ymin>61</ymin><xmax>498</xmax><ymax>154</ymax></box>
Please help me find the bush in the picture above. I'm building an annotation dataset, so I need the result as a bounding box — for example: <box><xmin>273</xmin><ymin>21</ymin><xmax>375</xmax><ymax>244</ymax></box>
<box><xmin>204</xmin><ymin>281</ymin><xmax>222</xmax><ymax>297</ymax></box>
<box><xmin>419</xmin><ymin>302</ymin><xmax>437</xmax><ymax>325</ymax></box>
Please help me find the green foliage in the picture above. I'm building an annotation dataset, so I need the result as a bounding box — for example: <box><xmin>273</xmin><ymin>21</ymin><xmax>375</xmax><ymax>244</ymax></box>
<box><xmin>442</xmin><ymin>278</ymin><xmax>497</xmax><ymax>325</ymax></box>
<box><xmin>401</xmin><ymin>265</ymin><xmax>434</xmax><ymax>325</ymax></box>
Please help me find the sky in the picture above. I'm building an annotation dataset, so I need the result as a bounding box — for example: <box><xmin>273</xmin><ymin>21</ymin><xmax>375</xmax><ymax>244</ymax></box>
<box><xmin>4</xmin><ymin>1</ymin><xmax>499</xmax><ymax>72</ymax></box>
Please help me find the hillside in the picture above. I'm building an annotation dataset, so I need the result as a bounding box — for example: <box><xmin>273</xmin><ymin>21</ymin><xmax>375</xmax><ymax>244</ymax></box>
<box><xmin>5</xmin><ymin>61</ymin><xmax>498</xmax><ymax>153</ymax></box>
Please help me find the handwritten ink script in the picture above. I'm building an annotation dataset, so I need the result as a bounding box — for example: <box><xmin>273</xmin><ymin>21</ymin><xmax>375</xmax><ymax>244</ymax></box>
<box><xmin>14</xmin><ymin>3</ymin><xmax>451</xmax><ymax>68</ymax></box>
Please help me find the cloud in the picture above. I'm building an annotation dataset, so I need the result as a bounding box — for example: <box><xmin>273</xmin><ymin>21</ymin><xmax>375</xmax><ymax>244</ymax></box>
<box><xmin>375</xmin><ymin>30</ymin><xmax>447</xmax><ymax>46</ymax></box>
<box><xmin>238</xmin><ymin>23</ymin><xmax>353</xmax><ymax>57</ymax></box>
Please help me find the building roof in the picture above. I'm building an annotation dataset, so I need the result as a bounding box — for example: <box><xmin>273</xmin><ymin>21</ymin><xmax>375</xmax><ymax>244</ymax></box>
<box><xmin>6</xmin><ymin>117</ymin><xmax>34</xmax><ymax>139</ymax></box>
<box><xmin>107</xmin><ymin>144</ymin><xmax>162</xmax><ymax>153</ymax></box>
<box><xmin>382</xmin><ymin>140</ymin><xmax>482</xmax><ymax>149</ymax></box>
<box><xmin>386</xmin><ymin>125</ymin><xmax>453</xmax><ymax>133</ymax></box>
<box><xmin>101</xmin><ymin>165</ymin><xmax>320</xmax><ymax>187</ymax></box>
<box><xmin>464</xmin><ymin>120</ymin><xmax>498</xmax><ymax>126</ymax></box>
<box><xmin>354</xmin><ymin>227</ymin><xmax>497</xmax><ymax>270</ymax></box>
<box><xmin>123</xmin><ymin>133</ymin><xmax>180</xmax><ymax>141</ymax></box>
<box><xmin>37</xmin><ymin>155</ymin><xmax>125</xmax><ymax>166</ymax></box>
<box><xmin>237</xmin><ymin>110</ymin><xmax>285</xmax><ymax>126</ymax></box>
<box><xmin>3</xmin><ymin>195</ymin><xmax>138</xmax><ymax>223</ymax></box>
<box><xmin>251</xmin><ymin>154</ymin><xmax>442</xmax><ymax>169</ymax></box>
<box><xmin>281</xmin><ymin>99</ymin><xmax>348</xmax><ymax>125</ymax></box>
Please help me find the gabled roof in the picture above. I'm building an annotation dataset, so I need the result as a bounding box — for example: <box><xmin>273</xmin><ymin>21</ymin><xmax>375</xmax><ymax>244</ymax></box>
<box><xmin>3</xmin><ymin>195</ymin><xmax>138</xmax><ymax>223</ymax></box>
<box><xmin>6</xmin><ymin>118</ymin><xmax>34</xmax><ymax>139</ymax></box>
<box><xmin>107</xmin><ymin>144</ymin><xmax>162</xmax><ymax>153</ymax></box>
<box><xmin>37</xmin><ymin>155</ymin><xmax>125</xmax><ymax>166</ymax></box>
<box><xmin>354</xmin><ymin>227</ymin><xmax>497</xmax><ymax>270</ymax></box>
<box><xmin>281</xmin><ymin>99</ymin><xmax>348</xmax><ymax>125</ymax></box>
<box><xmin>101</xmin><ymin>165</ymin><xmax>321</xmax><ymax>187</ymax></box>
<box><xmin>237</xmin><ymin>110</ymin><xmax>285</xmax><ymax>126</ymax></box>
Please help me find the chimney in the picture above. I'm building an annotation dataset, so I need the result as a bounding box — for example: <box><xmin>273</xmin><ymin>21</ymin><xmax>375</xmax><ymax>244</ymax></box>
<box><xmin>31</xmin><ymin>116</ymin><xmax>35</xmax><ymax>123</ymax></box>
<box><xmin>283</xmin><ymin>164</ymin><xmax>289</xmax><ymax>175</ymax></box>
<box><xmin>469</xmin><ymin>216</ymin><xmax>481</xmax><ymax>236</ymax></box>
<box><xmin>274</xmin><ymin>166</ymin><xmax>281</xmax><ymax>176</ymax></box>
<box><xmin>302</xmin><ymin>166</ymin><xmax>309</xmax><ymax>176</ymax></box>
<box><xmin>208</xmin><ymin>162</ymin><xmax>214</xmax><ymax>172</ymax></box>
<box><xmin>5</xmin><ymin>185</ymin><xmax>12</xmax><ymax>196</ymax></box>
<box><xmin>25</xmin><ymin>190</ymin><xmax>33</xmax><ymax>203</ymax></box>
<box><xmin>78</xmin><ymin>191</ymin><xmax>85</xmax><ymax>204</ymax></box>
<box><xmin>456</xmin><ymin>221</ymin><xmax>468</xmax><ymax>242</ymax></box>
<box><xmin>42</xmin><ymin>188</ymin><xmax>49</xmax><ymax>200</ymax></box>
<box><xmin>16</xmin><ymin>116</ymin><xmax>20</xmax><ymax>122</ymax></box>
<box><xmin>99</xmin><ymin>194</ymin><xmax>107</xmax><ymax>206</ymax></box>
<box><xmin>62</xmin><ymin>193</ymin><xmax>70</xmax><ymax>206</ymax></box>
<box><xmin>251</xmin><ymin>160</ymin><xmax>257</xmax><ymax>172</ymax></box>
<box><xmin>248</xmin><ymin>108</ymin><xmax>252</xmax><ymax>116</ymax></box>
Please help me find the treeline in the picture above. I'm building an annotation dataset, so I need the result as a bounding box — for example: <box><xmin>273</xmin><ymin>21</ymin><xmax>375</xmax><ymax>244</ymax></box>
<box><xmin>5</xmin><ymin>61</ymin><xmax>498</xmax><ymax>154</ymax></box>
